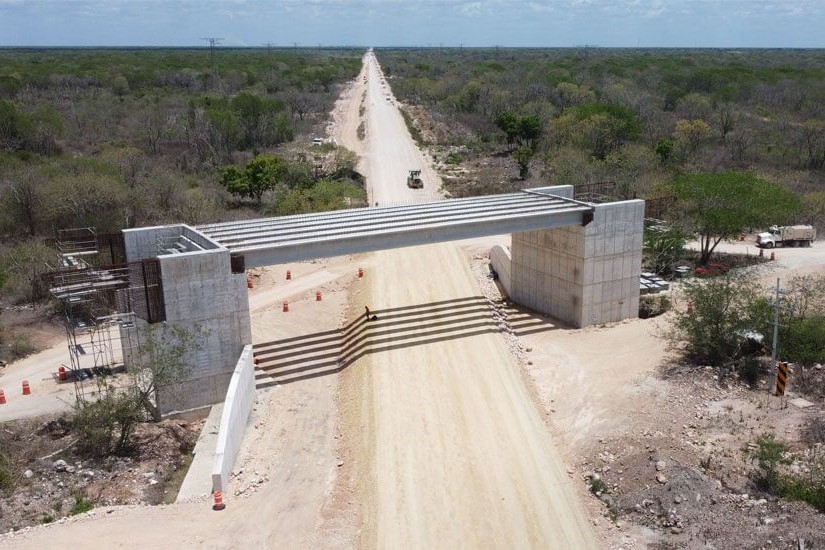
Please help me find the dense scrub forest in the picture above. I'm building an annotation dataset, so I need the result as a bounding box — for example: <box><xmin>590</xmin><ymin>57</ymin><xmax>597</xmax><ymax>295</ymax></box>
<box><xmin>377</xmin><ymin>48</ymin><xmax>825</xmax><ymax>225</ymax></box>
<box><xmin>0</xmin><ymin>48</ymin><xmax>363</xmax><ymax>303</ymax></box>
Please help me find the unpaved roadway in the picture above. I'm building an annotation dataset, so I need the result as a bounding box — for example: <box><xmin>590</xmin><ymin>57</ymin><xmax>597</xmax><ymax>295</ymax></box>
<box><xmin>336</xmin><ymin>52</ymin><xmax>595</xmax><ymax>548</ymax></box>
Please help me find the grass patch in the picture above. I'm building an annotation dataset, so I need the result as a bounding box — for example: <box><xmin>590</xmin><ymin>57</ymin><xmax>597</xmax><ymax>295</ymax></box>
<box><xmin>0</xmin><ymin>452</ymin><xmax>16</xmax><ymax>495</ymax></box>
<box><xmin>69</xmin><ymin>494</ymin><xmax>94</xmax><ymax>515</ymax></box>
<box><xmin>162</xmin><ymin>453</ymin><xmax>194</xmax><ymax>505</ymax></box>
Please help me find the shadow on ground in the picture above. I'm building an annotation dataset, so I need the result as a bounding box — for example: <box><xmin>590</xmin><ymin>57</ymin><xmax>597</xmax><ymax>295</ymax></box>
<box><xmin>253</xmin><ymin>295</ymin><xmax>557</xmax><ymax>387</ymax></box>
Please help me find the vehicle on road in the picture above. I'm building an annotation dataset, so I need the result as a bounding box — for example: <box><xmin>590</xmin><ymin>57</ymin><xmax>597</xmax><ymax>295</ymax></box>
<box><xmin>756</xmin><ymin>225</ymin><xmax>816</xmax><ymax>248</ymax></box>
<box><xmin>407</xmin><ymin>169</ymin><xmax>423</xmax><ymax>189</ymax></box>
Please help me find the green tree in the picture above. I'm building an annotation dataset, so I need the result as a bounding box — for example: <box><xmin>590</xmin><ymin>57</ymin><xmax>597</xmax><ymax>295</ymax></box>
<box><xmin>674</xmin><ymin>118</ymin><xmax>711</xmax><ymax>161</ymax></box>
<box><xmin>219</xmin><ymin>154</ymin><xmax>287</xmax><ymax>203</ymax></box>
<box><xmin>513</xmin><ymin>146</ymin><xmax>533</xmax><ymax>180</ymax></box>
<box><xmin>272</xmin><ymin>179</ymin><xmax>366</xmax><ymax>216</ymax></box>
<box><xmin>668</xmin><ymin>171</ymin><xmax>801</xmax><ymax>265</ymax></box>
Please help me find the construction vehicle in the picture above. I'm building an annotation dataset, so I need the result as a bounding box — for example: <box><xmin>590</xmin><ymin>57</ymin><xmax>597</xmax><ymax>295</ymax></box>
<box><xmin>407</xmin><ymin>169</ymin><xmax>423</xmax><ymax>189</ymax></box>
<box><xmin>756</xmin><ymin>225</ymin><xmax>816</xmax><ymax>248</ymax></box>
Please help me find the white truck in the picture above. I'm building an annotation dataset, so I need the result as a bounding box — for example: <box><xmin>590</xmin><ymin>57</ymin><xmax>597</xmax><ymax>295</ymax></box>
<box><xmin>756</xmin><ymin>225</ymin><xmax>816</xmax><ymax>248</ymax></box>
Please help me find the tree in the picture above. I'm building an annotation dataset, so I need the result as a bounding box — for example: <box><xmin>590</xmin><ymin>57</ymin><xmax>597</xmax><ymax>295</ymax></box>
<box><xmin>131</xmin><ymin>323</ymin><xmax>204</xmax><ymax>421</ymax></box>
<box><xmin>668</xmin><ymin>171</ymin><xmax>801</xmax><ymax>265</ymax></box>
<box><xmin>219</xmin><ymin>154</ymin><xmax>287</xmax><ymax>203</ymax></box>
<box><xmin>513</xmin><ymin>146</ymin><xmax>533</xmax><ymax>180</ymax></box>
<box><xmin>674</xmin><ymin>119</ymin><xmax>711</xmax><ymax>161</ymax></box>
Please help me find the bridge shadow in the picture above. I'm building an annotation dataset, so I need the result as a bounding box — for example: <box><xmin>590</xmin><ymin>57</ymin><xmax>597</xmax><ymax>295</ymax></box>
<box><xmin>253</xmin><ymin>295</ymin><xmax>558</xmax><ymax>388</ymax></box>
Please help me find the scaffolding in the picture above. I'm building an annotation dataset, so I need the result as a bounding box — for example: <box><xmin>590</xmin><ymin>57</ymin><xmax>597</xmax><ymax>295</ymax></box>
<box><xmin>47</xmin><ymin>228</ymin><xmax>143</xmax><ymax>402</ymax></box>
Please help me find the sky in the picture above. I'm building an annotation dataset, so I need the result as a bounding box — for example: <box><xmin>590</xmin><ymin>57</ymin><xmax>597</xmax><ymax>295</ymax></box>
<box><xmin>0</xmin><ymin>0</ymin><xmax>823</xmax><ymax>48</ymax></box>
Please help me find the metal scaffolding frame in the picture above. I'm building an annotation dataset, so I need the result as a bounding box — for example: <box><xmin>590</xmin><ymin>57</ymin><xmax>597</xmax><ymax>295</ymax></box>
<box><xmin>47</xmin><ymin>228</ymin><xmax>142</xmax><ymax>401</ymax></box>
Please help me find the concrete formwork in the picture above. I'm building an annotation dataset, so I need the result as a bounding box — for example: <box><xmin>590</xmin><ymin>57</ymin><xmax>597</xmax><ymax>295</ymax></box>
<box><xmin>510</xmin><ymin>198</ymin><xmax>644</xmax><ymax>327</ymax></box>
<box><xmin>122</xmin><ymin>225</ymin><xmax>251</xmax><ymax>415</ymax></box>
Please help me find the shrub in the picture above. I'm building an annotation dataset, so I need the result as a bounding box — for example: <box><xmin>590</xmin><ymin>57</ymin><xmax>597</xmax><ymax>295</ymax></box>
<box><xmin>589</xmin><ymin>477</ymin><xmax>607</xmax><ymax>495</ymax></box>
<box><xmin>736</xmin><ymin>357</ymin><xmax>763</xmax><ymax>388</ymax></box>
<box><xmin>750</xmin><ymin>433</ymin><xmax>790</xmax><ymax>492</ymax></box>
<box><xmin>0</xmin><ymin>452</ymin><xmax>15</xmax><ymax>495</ymax></box>
<box><xmin>639</xmin><ymin>294</ymin><xmax>671</xmax><ymax>319</ymax></box>
<box><xmin>69</xmin><ymin>494</ymin><xmax>94</xmax><ymax>515</ymax></box>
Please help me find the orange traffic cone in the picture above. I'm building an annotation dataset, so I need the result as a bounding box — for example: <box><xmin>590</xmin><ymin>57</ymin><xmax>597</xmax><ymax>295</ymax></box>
<box><xmin>282</xmin><ymin>301</ymin><xmax>289</xmax><ymax>312</ymax></box>
<box><xmin>58</xmin><ymin>366</ymin><xmax>67</xmax><ymax>382</ymax></box>
<box><xmin>0</xmin><ymin>389</ymin><xmax>6</xmax><ymax>404</ymax></box>
<box><xmin>316</xmin><ymin>291</ymin><xmax>322</xmax><ymax>301</ymax></box>
<box><xmin>22</xmin><ymin>380</ymin><xmax>31</xmax><ymax>395</ymax></box>
<box><xmin>358</xmin><ymin>267</ymin><xmax>364</xmax><ymax>278</ymax></box>
<box><xmin>212</xmin><ymin>491</ymin><xmax>226</xmax><ymax>511</ymax></box>
<box><xmin>286</xmin><ymin>270</ymin><xmax>292</xmax><ymax>280</ymax></box>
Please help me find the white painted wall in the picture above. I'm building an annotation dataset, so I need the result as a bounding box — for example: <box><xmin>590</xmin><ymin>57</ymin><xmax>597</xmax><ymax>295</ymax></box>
<box><xmin>211</xmin><ymin>344</ymin><xmax>256</xmax><ymax>493</ymax></box>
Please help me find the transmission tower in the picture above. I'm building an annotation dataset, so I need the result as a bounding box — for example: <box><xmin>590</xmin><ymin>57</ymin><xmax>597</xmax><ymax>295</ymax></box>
<box><xmin>263</xmin><ymin>41</ymin><xmax>276</xmax><ymax>80</ymax></box>
<box><xmin>200</xmin><ymin>37</ymin><xmax>224</xmax><ymax>69</ymax></box>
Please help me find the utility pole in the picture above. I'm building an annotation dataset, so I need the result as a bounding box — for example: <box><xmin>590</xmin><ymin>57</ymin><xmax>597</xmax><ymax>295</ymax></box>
<box><xmin>200</xmin><ymin>37</ymin><xmax>224</xmax><ymax>71</ymax></box>
<box><xmin>262</xmin><ymin>42</ymin><xmax>275</xmax><ymax>81</ymax></box>
<box><xmin>771</xmin><ymin>277</ymin><xmax>781</xmax><ymax>373</ymax></box>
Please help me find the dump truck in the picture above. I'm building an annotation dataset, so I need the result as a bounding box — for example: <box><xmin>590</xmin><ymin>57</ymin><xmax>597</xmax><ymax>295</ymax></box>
<box><xmin>756</xmin><ymin>225</ymin><xmax>816</xmax><ymax>248</ymax></box>
<box><xmin>407</xmin><ymin>169</ymin><xmax>423</xmax><ymax>189</ymax></box>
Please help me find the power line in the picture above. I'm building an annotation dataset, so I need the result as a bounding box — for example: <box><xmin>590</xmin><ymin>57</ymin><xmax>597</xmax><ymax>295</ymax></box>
<box><xmin>199</xmin><ymin>37</ymin><xmax>224</xmax><ymax>69</ymax></box>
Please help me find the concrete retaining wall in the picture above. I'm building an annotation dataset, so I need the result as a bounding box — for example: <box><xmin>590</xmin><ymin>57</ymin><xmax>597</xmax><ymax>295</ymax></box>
<box><xmin>489</xmin><ymin>244</ymin><xmax>513</xmax><ymax>296</ymax></box>
<box><xmin>212</xmin><ymin>344</ymin><xmax>255</xmax><ymax>493</ymax></box>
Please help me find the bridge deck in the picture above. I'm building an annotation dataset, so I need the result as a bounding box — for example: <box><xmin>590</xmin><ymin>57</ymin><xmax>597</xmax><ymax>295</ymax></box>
<box><xmin>196</xmin><ymin>188</ymin><xmax>593</xmax><ymax>268</ymax></box>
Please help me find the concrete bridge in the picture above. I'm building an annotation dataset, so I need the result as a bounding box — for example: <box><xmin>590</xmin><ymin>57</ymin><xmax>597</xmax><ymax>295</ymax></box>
<box><xmin>121</xmin><ymin>185</ymin><xmax>643</xmax><ymax>413</ymax></box>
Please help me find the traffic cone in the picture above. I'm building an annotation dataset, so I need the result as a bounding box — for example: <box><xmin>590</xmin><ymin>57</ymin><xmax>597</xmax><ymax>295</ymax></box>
<box><xmin>58</xmin><ymin>366</ymin><xmax>67</xmax><ymax>382</ymax></box>
<box><xmin>286</xmin><ymin>270</ymin><xmax>291</xmax><ymax>280</ymax></box>
<box><xmin>212</xmin><ymin>491</ymin><xmax>226</xmax><ymax>511</ymax></box>
<box><xmin>770</xmin><ymin>252</ymin><xmax>776</xmax><ymax>261</ymax></box>
<box><xmin>247</xmin><ymin>276</ymin><xmax>253</xmax><ymax>289</ymax></box>
<box><xmin>282</xmin><ymin>301</ymin><xmax>289</xmax><ymax>312</ymax></box>
<box><xmin>22</xmin><ymin>380</ymin><xmax>31</xmax><ymax>395</ymax></box>
<box><xmin>316</xmin><ymin>291</ymin><xmax>322</xmax><ymax>301</ymax></box>
<box><xmin>0</xmin><ymin>389</ymin><xmax>6</xmax><ymax>405</ymax></box>
<box><xmin>358</xmin><ymin>267</ymin><xmax>364</xmax><ymax>278</ymax></box>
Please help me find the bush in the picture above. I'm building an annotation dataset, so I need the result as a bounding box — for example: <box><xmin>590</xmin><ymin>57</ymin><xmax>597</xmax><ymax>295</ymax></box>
<box><xmin>69</xmin><ymin>494</ymin><xmax>94</xmax><ymax>515</ymax></box>
<box><xmin>0</xmin><ymin>452</ymin><xmax>15</xmax><ymax>495</ymax></box>
<box><xmin>750</xmin><ymin>433</ymin><xmax>790</xmax><ymax>492</ymax></box>
<box><xmin>736</xmin><ymin>357</ymin><xmax>763</xmax><ymax>388</ymax></box>
<box><xmin>73</xmin><ymin>388</ymin><xmax>144</xmax><ymax>458</ymax></box>
<box><xmin>639</xmin><ymin>294</ymin><xmax>671</xmax><ymax>319</ymax></box>
<box><xmin>780</xmin><ymin>476</ymin><xmax>825</xmax><ymax>513</ymax></box>
<box><xmin>669</xmin><ymin>272</ymin><xmax>767</xmax><ymax>370</ymax></box>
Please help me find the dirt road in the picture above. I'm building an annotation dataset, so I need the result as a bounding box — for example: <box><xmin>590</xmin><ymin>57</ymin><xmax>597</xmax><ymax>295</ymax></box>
<box><xmin>336</xmin><ymin>52</ymin><xmax>595</xmax><ymax>548</ymax></box>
